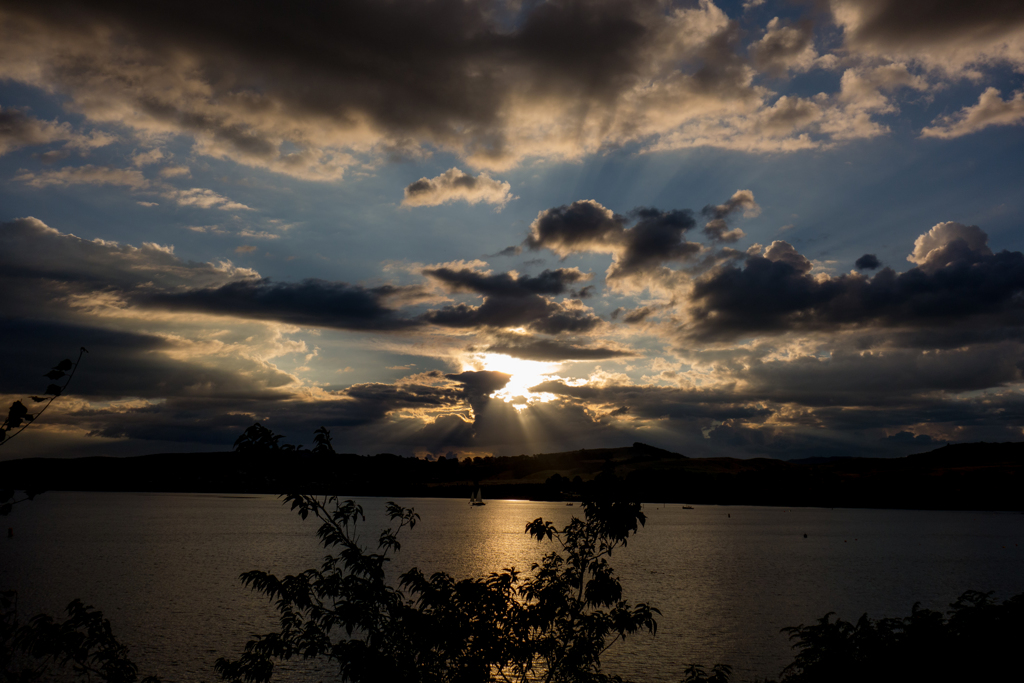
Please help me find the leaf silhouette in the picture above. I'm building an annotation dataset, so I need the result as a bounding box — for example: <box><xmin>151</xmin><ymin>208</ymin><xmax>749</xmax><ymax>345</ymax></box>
<box><xmin>54</xmin><ymin>359</ymin><xmax>74</xmax><ymax>371</ymax></box>
<box><xmin>44</xmin><ymin>384</ymin><xmax>62</xmax><ymax>396</ymax></box>
<box><xmin>44</xmin><ymin>369</ymin><xmax>66</xmax><ymax>380</ymax></box>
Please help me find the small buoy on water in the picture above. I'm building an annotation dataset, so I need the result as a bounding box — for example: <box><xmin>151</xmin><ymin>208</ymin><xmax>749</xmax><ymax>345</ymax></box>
<box><xmin>803</xmin><ymin>533</ymin><xmax>807</xmax><ymax>538</ymax></box>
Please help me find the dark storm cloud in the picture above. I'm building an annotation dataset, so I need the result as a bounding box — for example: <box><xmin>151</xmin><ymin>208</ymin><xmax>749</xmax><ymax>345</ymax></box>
<box><xmin>0</xmin><ymin>217</ymin><xmax>256</xmax><ymax>294</ymax></box>
<box><xmin>0</xmin><ymin>0</ymin><xmax>773</xmax><ymax>173</ymax></box>
<box><xmin>525</xmin><ymin>200</ymin><xmax>626</xmax><ymax>255</ymax></box>
<box><xmin>66</xmin><ymin>377</ymin><xmax>466</xmax><ymax>446</ymax></box>
<box><xmin>530</xmin><ymin>380</ymin><xmax>774</xmax><ymax>422</ymax></box>
<box><xmin>484</xmin><ymin>337</ymin><xmax>635</xmax><ymax>362</ymax></box>
<box><xmin>0</xmin><ymin>319</ymin><xmax>293</xmax><ymax>400</ymax></box>
<box><xmin>525</xmin><ymin>200</ymin><xmax>701</xmax><ymax>277</ymax></box>
<box><xmin>855</xmin><ymin>253</ymin><xmax>881</xmax><ymax>270</ymax></box>
<box><xmin>1</xmin><ymin>217</ymin><xmax>606</xmax><ymax>337</ymax></box>
<box><xmin>423</xmin><ymin>266</ymin><xmax>589</xmax><ymax>297</ymax></box>
<box><xmin>740</xmin><ymin>342</ymin><xmax>1024</xmax><ymax>403</ymax></box>
<box><xmin>835</xmin><ymin>0</ymin><xmax>1024</xmax><ymax>49</ymax></box>
<box><xmin>687</xmin><ymin>229</ymin><xmax>1024</xmax><ymax>339</ymax></box>
<box><xmin>831</xmin><ymin>0</ymin><xmax>1024</xmax><ymax>76</ymax></box>
<box><xmin>422</xmin><ymin>294</ymin><xmax>602</xmax><ymax>334</ymax></box>
<box><xmin>445</xmin><ymin>370</ymin><xmax>511</xmax><ymax>424</ymax></box>
<box><xmin>446</xmin><ymin>370</ymin><xmax>511</xmax><ymax>397</ymax></box>
<box><xmin>615</xmin><ymin>208</ymin><xmax>701</xmax><ymax>275</ymax></box>
<box><xmin>141</xmin><ymin>278</ymin><xmax>421</xmax><ymax>331</ymax></box>
<box><xmin>343</xmin><ymin>379</ymin><xmax>464</xmax><ymax>412</ymax></box>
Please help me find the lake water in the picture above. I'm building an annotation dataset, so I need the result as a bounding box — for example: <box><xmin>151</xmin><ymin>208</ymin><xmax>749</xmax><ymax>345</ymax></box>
<box><xmin>2</xmin><ymin>493</ymin><xmax>1022</xmax><ymax>682</ymax></box>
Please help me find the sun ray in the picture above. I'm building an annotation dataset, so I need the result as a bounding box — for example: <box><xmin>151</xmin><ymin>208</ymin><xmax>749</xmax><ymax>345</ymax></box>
<box><xmin>477</xmin><ymin>353</ymin><xmax>561</xmax><ymax>410</ymax></box>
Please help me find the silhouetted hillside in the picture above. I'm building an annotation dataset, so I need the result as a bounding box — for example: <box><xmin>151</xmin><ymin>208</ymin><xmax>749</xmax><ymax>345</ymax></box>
<box><xmin>1</xmin><ymin>441</ymin><xmax>1021</xmax><ymax>510</ymax></box>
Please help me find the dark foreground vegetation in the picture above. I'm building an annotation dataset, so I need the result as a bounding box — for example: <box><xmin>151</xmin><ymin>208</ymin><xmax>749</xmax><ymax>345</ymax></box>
<box><xmin>2</xmin><ymin>435</ymin><xmax>1021</xmax><ymax>510</ymax></box>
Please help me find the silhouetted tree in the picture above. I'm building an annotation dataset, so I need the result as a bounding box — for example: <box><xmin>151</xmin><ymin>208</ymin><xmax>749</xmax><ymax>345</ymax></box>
<box><xmin>215</xmin><ymin>496</ymin><xmax>658</xmax><ymax>683</ymax></box>
<box><xmin>233</xmin><ymin>423</ymin><xmax>304</xmax><ymax>453</ymax></box>
<box><xmin>767</xmin><ymin>590</ymin><xmax>1024</xmax><ymax>683</ymax></box>
<box><xmin>1</xmin><ymin>592</ymin><xmax>159</xmax><ymax>682</ymax></box>
<box><xmin>312</xmin><ymin>426</ymin><xmax>335</xmax><ymax>454</ymax></box>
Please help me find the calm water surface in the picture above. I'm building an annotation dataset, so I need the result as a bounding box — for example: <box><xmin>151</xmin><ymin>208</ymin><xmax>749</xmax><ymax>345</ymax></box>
<box><xmin>2</xmin><ymin>493</ymin><xmax>1022</xmax><ymax>682</ymax></box>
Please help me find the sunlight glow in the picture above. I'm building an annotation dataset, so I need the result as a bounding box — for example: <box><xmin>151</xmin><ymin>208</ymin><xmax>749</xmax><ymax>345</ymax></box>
<box><xmin>479</xmin><ymin>353</ymin><xmax>561</xmax><ymax>410</ymax></box>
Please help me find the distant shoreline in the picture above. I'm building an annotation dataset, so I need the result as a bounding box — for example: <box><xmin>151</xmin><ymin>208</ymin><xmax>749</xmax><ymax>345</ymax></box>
<box><xmin>2</xmin><ymin>441</ymin><xmax>1021</xmax><ymax>511</ymax></box>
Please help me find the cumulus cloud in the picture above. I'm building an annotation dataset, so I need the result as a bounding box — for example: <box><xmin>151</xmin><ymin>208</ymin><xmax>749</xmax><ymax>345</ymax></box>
<box><xmin>749</xmin><ymin>18</ymin><xmax>820</xmax><ymax>77</ymax></box>
<box><xmin>702</xmin><ymin>189</ymin><xmax>760</xmax><ymax>242</ymax></box>
<box><xmin>763</xmin><ymin>240</ymin><xmax>813</xmax><ymax>273</ymax></box>
<box><xmin>906</xmin><ymin>221</ymin><xmax>992</xmax><ymax>271</ymax></box>
<box><xmin>687</xmin><ymin>224</ymin><xmax>1024</xmax><ymax>339</ymax></box>
<box><xmin>402</xmin><ymin>168</ymin><xmax>514</xmax><ymax>207</ymax></box>
<box><xmin>921</xmin><ymin>88</ymin><xmax>1024</xmax><ymax>138</ymax></box>
<box><xmin>525</xmin><ymin>200</ymin><xmax>701</xmax><ymax>278</ymax></box>
<box><xmin>855</xmin><ymin>254</ymin><xmax>880</xmax><ymax>270</ymax></box>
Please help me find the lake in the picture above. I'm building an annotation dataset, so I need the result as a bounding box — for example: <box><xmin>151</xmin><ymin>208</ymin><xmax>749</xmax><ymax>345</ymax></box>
<box><xmin>2</xmin><ymin>492</ymin><xmax>1022</xmax><ymax>682</ymax></box>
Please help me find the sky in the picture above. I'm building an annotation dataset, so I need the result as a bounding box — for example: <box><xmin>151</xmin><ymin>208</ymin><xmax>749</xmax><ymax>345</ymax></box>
<box><xmin>1</xmin><ymin>0</ymin><xmax>1023</xmax><ymax>461</ymax></box>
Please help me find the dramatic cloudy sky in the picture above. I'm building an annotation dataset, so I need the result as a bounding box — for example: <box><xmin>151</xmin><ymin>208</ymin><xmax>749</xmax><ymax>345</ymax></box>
<box><xmin>2</xmin><ymin>0</ymin><xmax>1023</xmax><ymax>460</ymax></box>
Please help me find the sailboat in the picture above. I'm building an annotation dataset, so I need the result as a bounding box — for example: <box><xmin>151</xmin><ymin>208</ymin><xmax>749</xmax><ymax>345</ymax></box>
<box><xmin>470</xmin><ymin>488</ymin><xmax>485</xmax><ymax>506</ymax></box>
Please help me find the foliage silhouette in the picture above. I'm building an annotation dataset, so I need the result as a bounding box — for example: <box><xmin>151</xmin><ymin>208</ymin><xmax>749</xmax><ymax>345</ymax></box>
<box><xmin>2</xmin><ymin>349</ymin><xmax>86</xmax><ymax>516</ymax></box>
<box><xmin>1</xmin><ymin>347</ymin><xmax>87</xmax><ymax>449</ymax></box>
<box><xmin>215</xmin><ymin>494</ymin><xmax>659</xmax><ymax>683</ymax></box>
<box><xmin>764</xmin><ymin>590</ymin><xmax>1024</xmax><ymax>683</ymax></box>
<box><xmin>312</xmin><ymin>426</ymin><xmax>335</xmax><ymax>454</ymax></box>
<box><xmin>1</xmin><ymin>592</ymin><xmax>159</xmax><ymax>683</ymax></box>
<box><xmin>233</xmin><ymin>422</ymin><xmax>304</xmax><ymax>453</ymax></box>
<box><xmin>681</xmin><ymin>663</ymin><xmax>732</xmax><ymax>683</ymax></box>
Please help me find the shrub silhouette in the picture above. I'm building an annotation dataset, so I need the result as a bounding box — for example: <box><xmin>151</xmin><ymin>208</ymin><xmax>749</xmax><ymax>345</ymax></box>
<box><xmin>1</xmin><ymin>592</ymin><xmax>160</xmax><ymax>682</ymax></box>
<box><xmin>766</xmin><ymin>590</ymin><xmax>1024</xmax><ymax>683</ymax></box>
<box><xmin>233</xmin><ymin>422</ymin><xmax>305</xmax><ymax>453</ymax></box>
<box><xmin>215</xmin><ymin>494</ymin><xmax>659</xmax><ymax>683</ymax></box>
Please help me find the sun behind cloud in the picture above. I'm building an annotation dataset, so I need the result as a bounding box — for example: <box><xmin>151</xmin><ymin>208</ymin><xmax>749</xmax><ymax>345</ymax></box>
<box><xmin>478</xmin><ymin>353</ymin><xmax>560</xmax><ymax>410</ymax></box>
